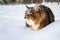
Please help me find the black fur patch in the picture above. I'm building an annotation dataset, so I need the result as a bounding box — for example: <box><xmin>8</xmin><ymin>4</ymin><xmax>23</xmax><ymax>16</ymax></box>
<box><xmin>39</xmin><ymin>5</ymin><xmax>54</xmax><ymax>24</ymax></box>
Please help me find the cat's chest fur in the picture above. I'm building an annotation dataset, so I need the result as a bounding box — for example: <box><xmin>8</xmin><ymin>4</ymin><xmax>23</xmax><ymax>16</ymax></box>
<box><xmin>25</xmin><ymin>19</ymin><xmax>40</xmax><ymax>30</ymax></box>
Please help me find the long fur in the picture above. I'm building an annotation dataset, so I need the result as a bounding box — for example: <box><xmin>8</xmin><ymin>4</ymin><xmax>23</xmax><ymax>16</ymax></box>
<box><xmin>24</xmin><ymin>5</ymin><xmax>55</xmax><ymax>30</ymax></box>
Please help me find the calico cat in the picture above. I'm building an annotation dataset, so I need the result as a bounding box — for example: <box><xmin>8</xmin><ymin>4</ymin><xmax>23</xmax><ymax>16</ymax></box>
<box><xmin>24</xmin><ymin>5</ymin><xmax>54</xmax><ymax>30</ymax></box>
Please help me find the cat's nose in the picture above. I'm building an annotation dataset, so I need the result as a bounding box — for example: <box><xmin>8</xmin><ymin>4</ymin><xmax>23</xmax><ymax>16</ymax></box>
<box><xmin>24</xmin><ymin>16</ymin><xmax>26</xmax><ymax>19</ymax></box>
<box><xmin>24</xmin><ymin>13</ymin><xmax>30</xmax><ymax>19</ymax></box>
<box><xmin>24</xmin><ymin>15</ymin><xmax>27</xmax><ymax>19</ymax></box>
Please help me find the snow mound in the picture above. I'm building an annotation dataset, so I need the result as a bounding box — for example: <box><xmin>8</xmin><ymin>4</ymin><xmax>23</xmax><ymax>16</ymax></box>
<box><xmin>0</xmin><ymin>2</ymin><xmax>60</xmax><ymax>40</ymax></box>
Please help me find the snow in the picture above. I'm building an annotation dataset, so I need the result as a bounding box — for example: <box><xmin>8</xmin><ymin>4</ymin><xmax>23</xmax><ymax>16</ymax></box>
<box><xmin>0</xmin><ymin>3</ymin><xmax>60</xmax><ymax>40</ymax></box>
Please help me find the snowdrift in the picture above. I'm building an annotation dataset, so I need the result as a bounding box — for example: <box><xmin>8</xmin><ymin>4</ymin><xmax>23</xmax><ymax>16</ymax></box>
<box><xmin>0</xmin><ymin>3</ymin><xmax>60</xmax><ymax>40</ymax></box>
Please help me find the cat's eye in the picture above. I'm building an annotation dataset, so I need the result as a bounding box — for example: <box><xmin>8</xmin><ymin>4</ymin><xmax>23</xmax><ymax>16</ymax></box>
<box><xmin>30</xmin><ymin>13</ymin><xmax>34</xmax><ymax>16</ymax></box>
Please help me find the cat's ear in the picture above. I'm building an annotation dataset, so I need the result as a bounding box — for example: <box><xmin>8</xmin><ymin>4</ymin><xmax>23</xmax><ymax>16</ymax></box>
<box><xmin>26</xmin><ymin>5</ymin><xmax>30</xmax><ymax>9</ymax></box>
<box><xmin>25</xmin><ymin>5</ymin><xmax>33</xmax><ymax>9</ymax></box>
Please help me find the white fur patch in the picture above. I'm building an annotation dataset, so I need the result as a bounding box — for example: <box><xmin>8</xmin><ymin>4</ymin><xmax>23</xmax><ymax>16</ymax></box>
<box><xmin>26</xmin><ymin>9</ymin><xmax>31</xmax><ymax>14</ymax></box>
<box><xmin>25</xmin><ymin>19</ymin><xmax>40</xmax><ymax>30</ymax></box>
<box><xmin>25</xmin><ymin>19</ymin><xmax>34</xmax><ymax>26</ymax></box>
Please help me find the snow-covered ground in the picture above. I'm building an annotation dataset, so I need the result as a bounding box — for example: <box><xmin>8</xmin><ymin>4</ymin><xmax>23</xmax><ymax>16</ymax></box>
<box><xmin>0</xmin><ymin>2</ymin><xmax>60</xmax><ymax>40</ymax></box>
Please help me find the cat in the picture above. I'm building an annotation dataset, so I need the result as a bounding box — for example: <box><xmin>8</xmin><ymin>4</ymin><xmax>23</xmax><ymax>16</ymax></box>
<box><xmin>24</xmin><ymin>5</ymin><xmax>55</xmax><ymax>30</ymax></box>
